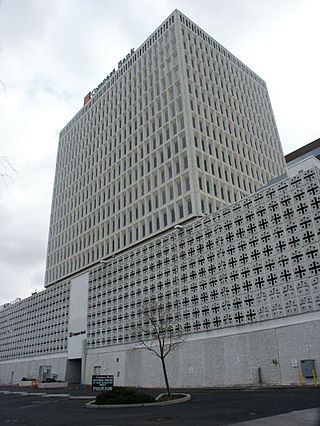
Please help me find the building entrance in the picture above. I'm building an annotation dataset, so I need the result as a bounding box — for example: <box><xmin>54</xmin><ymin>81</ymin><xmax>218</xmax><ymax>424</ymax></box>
<box><xmin>65</xmin><ymin>359</ymin><xmax>81</xmax><ymax>384</ymax></box>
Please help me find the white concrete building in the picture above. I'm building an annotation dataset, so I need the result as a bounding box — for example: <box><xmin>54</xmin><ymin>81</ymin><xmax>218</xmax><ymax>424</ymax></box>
<box><xmin>1</xmin><ymin>11</ymin><xmax>318</xmax><ymax>389</ymax></box>
<box><xmin>45</xmin><ymin>10</ymin><xmax>285</xmax><ymax>286</ymax></box>
<box><xmin>1</xmin><ymin>161</ymin><xmax>319</xmax><ymax>386</ymax></box>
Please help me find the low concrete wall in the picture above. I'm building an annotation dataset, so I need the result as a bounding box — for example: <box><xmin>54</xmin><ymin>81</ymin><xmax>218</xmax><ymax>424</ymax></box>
<box><xmin>84</xmin><ymin>318</ymin><xmax>320</xmax><ymax>388</ymax></box>
<box><xmin>18</xmin><ymin>381</ymin><xmax>34</xmax><ymax>387</ymax></box>
<box><xmin>38</xmin><ymin>381</ymin><xmax>68</xmax><ymax>389</ymax></box>
<box><xmin>1</xmin><ymin>318</ymin><xmax>319</xmax><ymax>388</ymax></box>
<box><xmin>0</xmin><ymin>354</ymin><xmax>67</xmax><ymax>385</ymax></box>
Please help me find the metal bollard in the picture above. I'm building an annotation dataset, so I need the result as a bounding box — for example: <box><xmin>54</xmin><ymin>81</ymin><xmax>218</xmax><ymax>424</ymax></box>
<box><xmin>258</xmin><ymin>366</ymin><xmax>262</xmax><ymax>387</ymax></box>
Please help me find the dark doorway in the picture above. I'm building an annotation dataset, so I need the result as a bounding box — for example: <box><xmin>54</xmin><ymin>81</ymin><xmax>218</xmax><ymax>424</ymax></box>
<box><xmin>65</xmin><ymin>359</ymin><xmax>81</xmax><ymax>384</ymax></box>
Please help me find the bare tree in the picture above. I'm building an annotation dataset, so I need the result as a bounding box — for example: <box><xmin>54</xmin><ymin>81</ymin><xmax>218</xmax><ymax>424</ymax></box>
<box><xmin>0</xmin><ymin>156</ymin><xmax>11</xmax><ymax>175</ymax></box>
<box><xmin>0</xmin><ymin>80</ymin><xmax>6</xmax><ymax>97</ymax></box>
<box><xmin>0</xmin><ymin>45</ymin><xmax>7</xmax><ymax>98</ymax></box>
<box><xmin>0</xmin><ymin>156</ymin><xmax>15</xmax><ymax>189</ymax></box>
<box><xmin>0</xmin><ymin>157</ymin><xmax>15</xmax><ymax>200</ymax></box>
<box><xmin>133</xmin><ymin>302</ymin><xmax>184</xmax><ymax>398</ymax></box>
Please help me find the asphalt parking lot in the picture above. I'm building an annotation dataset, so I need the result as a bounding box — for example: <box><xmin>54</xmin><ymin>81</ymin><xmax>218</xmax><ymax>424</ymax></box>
<box><xmin>0</xmin><ymin>387</ymin><xmax>319</xmax><ymax>425</ymax></box>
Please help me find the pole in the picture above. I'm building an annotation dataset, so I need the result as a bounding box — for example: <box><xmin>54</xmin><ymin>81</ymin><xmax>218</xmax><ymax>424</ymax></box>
<box><xmin>81</xmin><ymin>338</ymin><xmax>87</xmax><ymax>387</ymax></box>
<box><xmin>312</xmin><ymin>369</ymin><xmax>317</xmax><ymax>387</ymax></box>
<box><xmin>258</xmin><ymin>366</ymin><xmax>262</xmax><ymax>387</ymax></box>
<box><xmin>297</xmin><ymin>369</ymin><xmax>303</xmax><ymax>387</ymax></box>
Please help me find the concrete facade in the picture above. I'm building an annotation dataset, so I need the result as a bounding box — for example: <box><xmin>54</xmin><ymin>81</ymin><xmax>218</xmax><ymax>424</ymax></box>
<box><xmin>1</xmin><ymin>165</ymin><xmax>319</xmax><ymax>387</ymax></box>
<box><xmin>0</xmin><ymin>11</ymin><xmax>318</xmax><ymax>389</ymax></box>
<box><xmin>0</xmin><ymin>354</ymin><xmax>67</xmax><ymax>385</ymax></box>
<box><xmin>45</xmin><ymin>9</ymin><xmax>285</xmax><ymax>287</ymax></box>
<box><xmin>0</xmin><ymin>281</ymin><xmax>69</xmax><ymax>361</ymax></box>
<box><xmin>68</xmin><ymin>273</ymin><xmax>88</xmax><ymax>359</ymax></box>
<box><xmin>85</xmin><ymin>166</ymin><xmax>320</xmax><ymax>351</ymax></box>
<box><xmin>1</xmin><ymin>318</ymin><xmax>319</xmax><ymax>388</ymax></box>
<box><xmin>84</xmin><ymin>315</ymin><xmax>319</xmax><ymax>388</ymax></box>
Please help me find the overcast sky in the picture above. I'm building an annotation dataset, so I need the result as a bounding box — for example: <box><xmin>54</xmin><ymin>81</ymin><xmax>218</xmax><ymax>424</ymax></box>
<box><xmin>0</xmin><ymin>0</ymin><xmax>319</xmax><ymax>305</ymax></box>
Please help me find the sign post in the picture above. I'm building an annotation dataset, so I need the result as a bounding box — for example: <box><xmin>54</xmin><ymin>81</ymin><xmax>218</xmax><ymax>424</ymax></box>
<box><xmin>91</xmin><ymin>375</ymin><xmax>114</xmax><ymax>392</ymax></box>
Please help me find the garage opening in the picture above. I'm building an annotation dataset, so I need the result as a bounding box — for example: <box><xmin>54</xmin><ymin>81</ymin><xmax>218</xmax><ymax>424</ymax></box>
<box><xmin>65</xmin><ymin>359</ymin><xmax>82</xmax><ymax>384</ymax></box>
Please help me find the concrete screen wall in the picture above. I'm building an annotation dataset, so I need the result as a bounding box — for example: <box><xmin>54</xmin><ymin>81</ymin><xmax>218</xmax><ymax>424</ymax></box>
<box><xmin>1</xmin><ymin>167</ymin><xmax>319</xmax><ymax>387</ymax></box>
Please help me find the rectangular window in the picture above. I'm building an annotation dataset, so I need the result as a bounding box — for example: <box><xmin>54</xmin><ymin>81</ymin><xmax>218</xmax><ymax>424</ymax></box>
<box><xmin>163</xmin><ymin>212</ymin><xmax>167</xmax><ymax>226</ymax></box>
<box><xmin>184</xmin><ymin>156</ymin><xmax>188</xmax><ymax>169</ymax></box>
<box><xmin>187</xmin><ymin>200</ymin><xmax>192</xmax><ymax>214</ymax></box>
<box><xmin>185</xmin><ymin>176</ymin><xmax>190</xmax><ymax>191</ymax></box>
<box><xmin>169</xmin><ymin>185</ymin><xmax>174</xmax><ymax>200</ymax></box>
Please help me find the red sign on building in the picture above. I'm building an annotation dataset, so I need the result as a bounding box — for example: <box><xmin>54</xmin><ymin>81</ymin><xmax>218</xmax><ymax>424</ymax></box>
<box><xmin>84</xmin><ymin>92</ymin><xmax>92</xmax><ymax>105</ymax></box>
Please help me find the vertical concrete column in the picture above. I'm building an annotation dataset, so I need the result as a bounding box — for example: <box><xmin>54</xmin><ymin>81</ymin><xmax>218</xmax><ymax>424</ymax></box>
<box><xmin>68</xmin><ymin>272</ymin><xmax>89</xmax><ymax>359</ymax></box>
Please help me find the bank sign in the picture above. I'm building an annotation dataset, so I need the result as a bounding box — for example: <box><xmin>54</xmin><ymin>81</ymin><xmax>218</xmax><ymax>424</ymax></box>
<box><xmin>69</xmin><ymin>330</ymin><xmax>86</xmax><ymax>338</ymax></box>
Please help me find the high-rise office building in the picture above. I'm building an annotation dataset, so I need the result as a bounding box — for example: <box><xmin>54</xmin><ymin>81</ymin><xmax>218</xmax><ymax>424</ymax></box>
<box><xmin>1</xmin><ymin>11</ymin><xmax>319</xmax><ymax>389</ymax></box>
<box><xmin>45</xmin><ymin>10</ymin><xmax>285</xmax><ymax>286</ymax></box>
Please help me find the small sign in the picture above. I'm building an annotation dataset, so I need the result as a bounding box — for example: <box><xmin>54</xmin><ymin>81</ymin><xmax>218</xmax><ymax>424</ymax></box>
<box><xmin>291</xmin><ymin>359</ymin><xmax>298</xmax><ymax>368</ymax></box>
<box><xmin>69</xmin><ymin>330</ymin><xmax>86</xmax><ymax>338</ymax></box>
<box><xmin>92</xmin><ymin>375</ymin><xmax>114</xmax><ymax>392</ymax></box>
<box><xmin>84</xmin><ymin>92</ymin><xmax>92</xmax><ymax>106</ymax></box>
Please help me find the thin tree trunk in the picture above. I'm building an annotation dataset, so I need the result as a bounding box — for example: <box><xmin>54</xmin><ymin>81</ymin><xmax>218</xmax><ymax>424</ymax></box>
<box><xmin>160</xmin><ymin>355</ymin><xmax>171</xmax><ymax>398</ymax></box>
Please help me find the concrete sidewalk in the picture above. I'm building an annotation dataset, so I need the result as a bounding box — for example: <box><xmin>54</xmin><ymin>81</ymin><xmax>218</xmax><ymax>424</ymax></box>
<box><xmin>0</xmin><ymin>384</ymin><xmax>96</xmax><ymax>399</ymax></box>
<box><xmin>233</xmin><ymin>407</ymin><xmax>320</xmax><ymax>425</ymax></box>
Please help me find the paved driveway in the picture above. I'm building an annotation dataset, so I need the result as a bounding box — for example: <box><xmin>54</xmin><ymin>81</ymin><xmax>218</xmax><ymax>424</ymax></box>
<box><xmin>0</xmin><ymin>388</ymin><xmax>319</xmax><ymax>425</ymax></box>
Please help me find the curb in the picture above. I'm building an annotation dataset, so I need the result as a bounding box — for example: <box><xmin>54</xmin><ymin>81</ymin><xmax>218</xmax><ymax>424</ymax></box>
<box><xmin>69</xmin><ymin>395</ymin><xmax>96</xmax><ymax>400</ymax></box>
<box><xmin>156</xmin><ymin>393</ymin><xmax>191</xmax><ymax>405</ymax></box>
<box><xmin>42</xmin><ymin>393</ymin><xmax>71</xmax><ymax>398</ymax></box>
<box><xmin>0</xmin><ymin>390</ymin><xmax>94</xmax><ymax>400</ymax></box>
<box><xmin>86</xmin><ymin>393</ymin><xmax>191</xmax><ymax>408</ymax></box>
